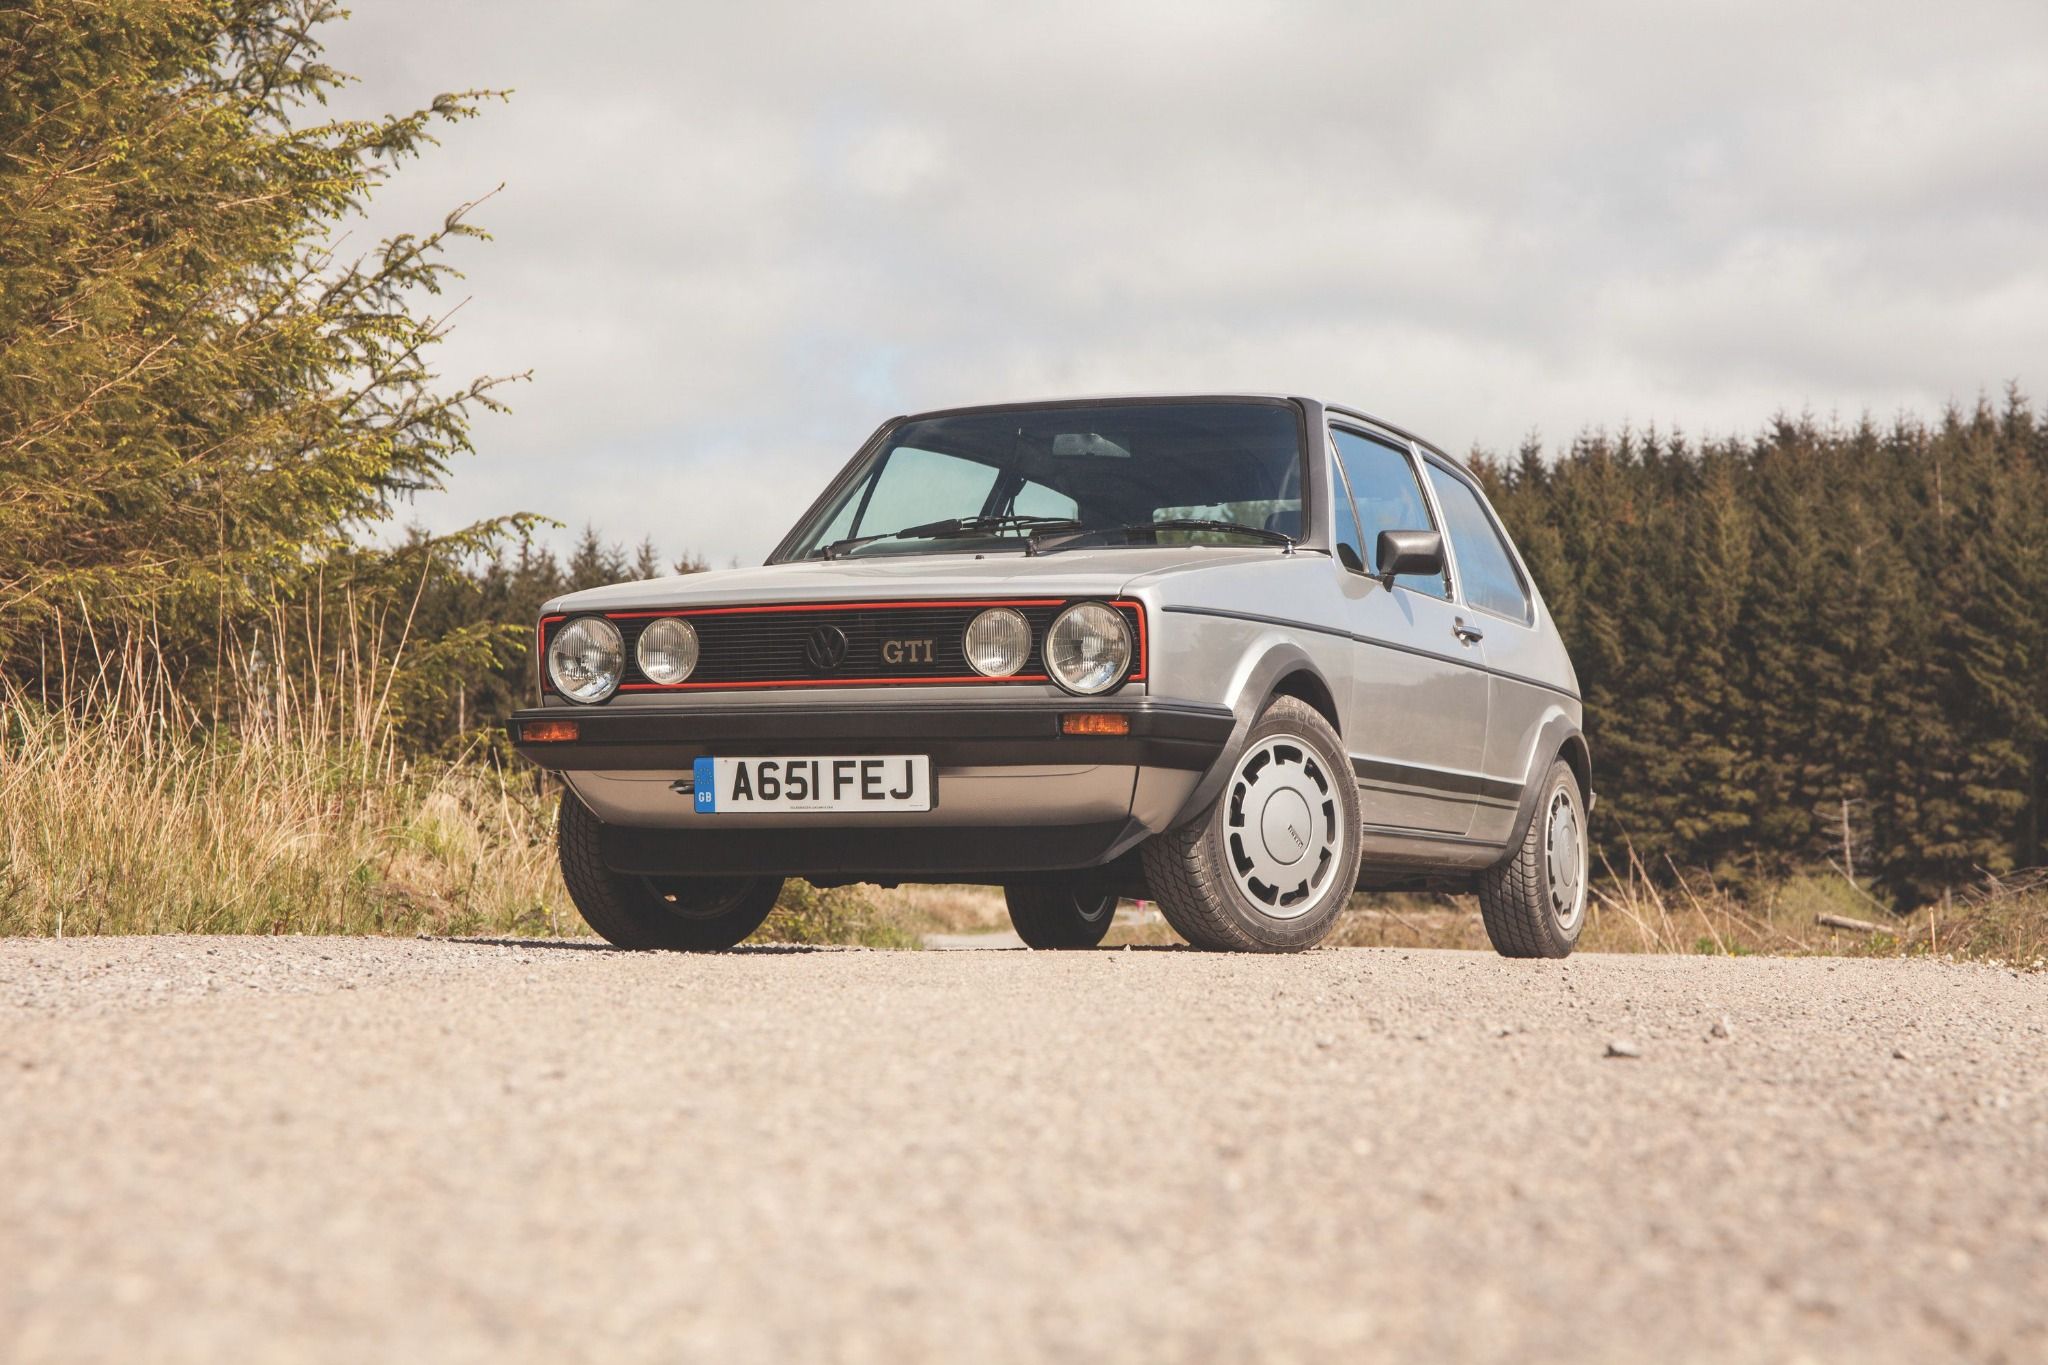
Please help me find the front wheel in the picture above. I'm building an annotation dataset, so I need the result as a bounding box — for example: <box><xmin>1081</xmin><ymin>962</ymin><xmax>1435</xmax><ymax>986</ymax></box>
<box><xmin>557</xmin><ymin>792</ymin><xmax>783</xmax><ymax>949</ymax></box>
<box><xmin>1003</xmin><ymin>880</ymin><xmax>1118</xmax><ymax>949</ymax></box>
<box><xmin>1142</xmin><ymin>696</ymin><xmax>1361</xmax><ymax>952</ymax></box>
<box><xmin>1477</xmin><ymin>759</ymin><xmax>1587</xmax><ymax>958</ymax></box>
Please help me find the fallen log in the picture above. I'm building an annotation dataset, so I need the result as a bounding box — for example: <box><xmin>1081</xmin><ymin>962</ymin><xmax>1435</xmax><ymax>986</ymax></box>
<box><xmin>1815</xmin><ymin>912</ymin><xmax>1892</xmax><ymax>935</ymax></box>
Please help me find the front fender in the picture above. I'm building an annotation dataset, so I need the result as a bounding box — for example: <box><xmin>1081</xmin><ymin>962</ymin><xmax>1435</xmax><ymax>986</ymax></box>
<box><xmin>1165</xmin><ymin>639</ymin><xmax>1334</xmax><ymax>829</ymax></box>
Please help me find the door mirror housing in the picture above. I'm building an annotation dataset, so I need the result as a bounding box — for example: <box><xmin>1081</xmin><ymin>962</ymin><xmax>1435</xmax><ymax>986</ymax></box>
<box><xmin>1374</xmin><ymin>529</ymin><xmax>1444</xmax><ymax>590</ymax></box>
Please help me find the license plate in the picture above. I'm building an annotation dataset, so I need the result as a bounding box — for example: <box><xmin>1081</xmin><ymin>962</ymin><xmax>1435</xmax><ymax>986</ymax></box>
<box><xmin>691</xmin><ymin>755</ymin><xmax>932</xmax><ymax>813</ymax></box>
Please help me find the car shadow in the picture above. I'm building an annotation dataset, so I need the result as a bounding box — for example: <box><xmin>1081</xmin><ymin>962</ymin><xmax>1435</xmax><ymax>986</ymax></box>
<box><xmin>442</xmin><ymin>937</ymin><xmax>842</xmax><ymax>955</ymax></box>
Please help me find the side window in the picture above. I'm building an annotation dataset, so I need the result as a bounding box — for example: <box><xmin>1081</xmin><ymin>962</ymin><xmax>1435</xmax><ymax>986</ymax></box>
<box><xmin>847</xmin><ymin>446</ymin><xmax>1000</xmax><ymax>538</ymax></box>
<box><xmin>1331</xmin><ymin>428</ymin><xmax>1449</xmax><ymax>599</ymax></box>
<box><xmin>1425</xmin><ymin>465</ymin><xmax>1531</xmax><ymax>621</ymax></box>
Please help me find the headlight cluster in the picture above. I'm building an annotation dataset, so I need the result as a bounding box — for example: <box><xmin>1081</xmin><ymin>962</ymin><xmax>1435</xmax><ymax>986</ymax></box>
<box><xmin>548</xmin><ymin>616</ymin><xmax>702</xmax><ymax>703</ymax></box>
<box><xmin>963</xmin><ymin>608</ymin><xmax>1031</xmax><ymax>677</ymax></box>
<box><xmin>964</xmin><ymin>602</ymin><xmax>1133</xmax><ymax>695</ymax></box>
<box><xmin>548</xmin><ymin>602</ymin><xmax>1135</xmax><ymax>703</ymax></box>
<box><xmin>1042</xmin><ymin>602</ymin><xmax>1132</xmax><ymax>695</ymax></box>
<box><xmin>635</xmin><ymin>617</ymin><xmax>699</xmax><ymax>685</ymax></box>
<box><xmin>547</xmin><ymin>617</ymin><xmax>625</xmax><ymax>703</ymax></box>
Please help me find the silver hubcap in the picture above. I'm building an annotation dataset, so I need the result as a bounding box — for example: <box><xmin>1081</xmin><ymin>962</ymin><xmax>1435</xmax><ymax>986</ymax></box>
<box><xmin>1545</xmin><ymin>788</ymin><xmax>1585</xmax><ymax>931</ymax></box>
<box><xmin>1224</xmin><ymin>736</ymin><xmax>1343</xmax><ymax>918</ymax></box>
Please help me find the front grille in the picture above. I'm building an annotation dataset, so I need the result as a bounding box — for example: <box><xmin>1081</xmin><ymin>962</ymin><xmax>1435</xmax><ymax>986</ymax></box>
<box><xmin>540</xmin><ymin>599</ymin><xmax>1145</xmax><ymax>695</ymax></box>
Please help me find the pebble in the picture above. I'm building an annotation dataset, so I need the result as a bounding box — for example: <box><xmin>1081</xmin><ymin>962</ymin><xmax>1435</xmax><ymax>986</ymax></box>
<box><xmin>1709</xmin><ymin>1017</ymin><xmax>1731</xmax><ymax>1039</ymax></box>
<box><xmin>1606</xmin><ymin>1038</ymin><xmax>1642</xmax><ymax>1059</ymax></box>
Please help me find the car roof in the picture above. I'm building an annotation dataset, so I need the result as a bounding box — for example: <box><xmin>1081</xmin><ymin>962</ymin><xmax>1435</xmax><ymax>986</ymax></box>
<box><xmin>890</xmin><ymin>393</ymin><xmax>1458</xmax><ymax>466</ymax></box>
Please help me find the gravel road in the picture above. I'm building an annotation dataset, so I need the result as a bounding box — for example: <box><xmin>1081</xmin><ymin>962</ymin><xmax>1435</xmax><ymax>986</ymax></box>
<box><xmin>2</xmin><ymin>937</ymin><xmax>2042</xmax><ymax>1364</ymax></box>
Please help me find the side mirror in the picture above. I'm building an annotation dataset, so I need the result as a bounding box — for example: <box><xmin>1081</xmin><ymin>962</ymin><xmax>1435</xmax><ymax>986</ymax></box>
<box><xmin>1374</xmin><ymin>529</ymin><xmax>1443</xmax><ymax>590</ymax></box>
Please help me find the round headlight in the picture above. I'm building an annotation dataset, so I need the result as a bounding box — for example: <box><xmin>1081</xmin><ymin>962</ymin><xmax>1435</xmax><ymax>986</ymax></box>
<box><xmin>548</xmin><ymin>616</ymin><xmax>624</xmax><ymax>703</ymax></box>
<box><xmin>964</xmin><ymin>607</ymin><xmax>1031</xmax><ymax>678</ymax></box>
<box><xmin>636</xmin><ymin>617</ymin><xmax>699</xmax><ymax>685</ymax></box>
<box><xmin>1044</xmin><ymin>602</ymin><xmax>1132</xmax><ymax>695</ymax></box>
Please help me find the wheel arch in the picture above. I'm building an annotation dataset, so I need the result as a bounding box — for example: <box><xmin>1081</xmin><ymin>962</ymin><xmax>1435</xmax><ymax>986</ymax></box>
<box><xmin>1166</xmin><ymin>643</ymin><xmax>1341</xmax><ymax>829</ymax></box>
<box><xmin>1268</xmin><ymin>666</ymin><xmax>1342</xmax><ymax>737</ymax></box>
<box><xmin>1556</xmin><ymin>730</ymin><xmax>1592</xmax><ymax>810</ymax></box>
<box><xmin>1488</xmin><ymin>717</ymin><xmax>1593</xmax><ymax>871</ymax></box>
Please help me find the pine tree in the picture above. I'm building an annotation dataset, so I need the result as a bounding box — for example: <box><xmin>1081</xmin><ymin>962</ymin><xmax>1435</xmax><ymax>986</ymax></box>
<box><xmin>0</xmin><ymin>0</ymin><xmax>515</xmax><ymax>670</ymax></box>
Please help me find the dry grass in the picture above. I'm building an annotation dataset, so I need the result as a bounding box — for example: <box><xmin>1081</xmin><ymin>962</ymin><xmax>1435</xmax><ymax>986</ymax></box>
<box><xmin>0</xmin><ymin>690</ymin><xmax>571</xmax><ymax>939</ymax></box>
<box><xmin>0</xmin><ymin>614</ymin><xmax>927</xmax><ymax>946</ymax></box>
<box><xmin>1324</xmin><ymin>854</ymin><xmax>2048</xmax><ymax>970</ymax></box>
<box><xmin>0</xmin><ymin>690</ymin><xmax>975</xmax><ymax>947</ymax></box>
<box><xmin>6</xmin><ymin>624</ymin><xmax>2039</xmax><ymax>964</ymax></box>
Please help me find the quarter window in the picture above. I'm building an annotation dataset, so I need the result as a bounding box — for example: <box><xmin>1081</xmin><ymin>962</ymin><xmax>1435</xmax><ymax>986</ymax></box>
<box><xmin>1330</xmin><ymin>428</ymin><xmax>1449</xmax><ymax>598</ymax></box>
<box><xmin>1425</xmin><ymin>465</ymin><xmax>1531</xmax><ymax>621</ymax></box>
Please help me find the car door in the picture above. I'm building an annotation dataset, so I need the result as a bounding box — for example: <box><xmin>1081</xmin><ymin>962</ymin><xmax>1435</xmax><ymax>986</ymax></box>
<box><xmin>1419</xmin><ymin>459</ymin><xmax>1552</xmax><ymax>844</ymax></box>
<box><xmin>1328</xmin><ymin>426</ymin><xmax>1492</xmax><ymax>835</ymax></box>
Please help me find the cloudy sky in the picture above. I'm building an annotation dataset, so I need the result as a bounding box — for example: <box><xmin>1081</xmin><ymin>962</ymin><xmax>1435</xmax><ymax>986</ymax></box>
<box><xmin>322</xmin><ymin>0</ymin><xmax>2048</xmax><ymax>568</ymax></box>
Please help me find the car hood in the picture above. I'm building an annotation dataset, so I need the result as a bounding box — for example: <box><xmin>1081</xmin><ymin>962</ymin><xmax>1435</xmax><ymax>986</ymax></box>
<box><xmin>542</xmin><ymin>546</ymin><xmax>1283</xmax><ymax>613</ymax></box>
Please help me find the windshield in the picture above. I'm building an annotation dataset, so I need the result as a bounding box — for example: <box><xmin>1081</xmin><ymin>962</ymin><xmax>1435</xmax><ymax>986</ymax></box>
<box><xmin>781</xmin><ymin>400</ymin><xmax>1306</xmax><ymax>560</ymax></box>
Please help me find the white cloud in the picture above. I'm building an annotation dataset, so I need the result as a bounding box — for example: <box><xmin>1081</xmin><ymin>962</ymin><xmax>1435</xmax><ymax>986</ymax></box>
<box><xmin>319</xmin><ymin>0</ymin><xmax>2048</xmax><ymax>566</ymax></box>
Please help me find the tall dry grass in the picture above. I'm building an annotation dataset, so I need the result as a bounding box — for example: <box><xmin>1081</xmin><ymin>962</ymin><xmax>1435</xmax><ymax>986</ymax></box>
<box><xmin>1327</xmin><ymin>843</ymin><xmax>2048</xmax><ymax>969</ymax></box>
<box><xmin>0</xmin><ymin>606</ymin><xmax>951</xmax><ymax>945</ymax></box>
<box><xmin>0</xmin><ymin>617</ymin><xmax>570</xmax><ymax>938</ymax></box>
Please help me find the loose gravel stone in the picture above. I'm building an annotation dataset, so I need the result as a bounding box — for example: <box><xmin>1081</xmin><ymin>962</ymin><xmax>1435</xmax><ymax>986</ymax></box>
<box><xmin>1</xmin><ymin>938</ymin><xmax>2043</xmax><ymax>1364</ymax></box>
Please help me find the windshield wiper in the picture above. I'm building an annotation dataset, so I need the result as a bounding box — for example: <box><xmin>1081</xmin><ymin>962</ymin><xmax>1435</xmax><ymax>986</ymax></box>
<box><xmin>1028</xmin><ymin>518</ymin><xmax>1296</xmax><ymax>556</ymax></box>
<box><xmin>819</xmin><ymin>513</ymin><xmax>1083</xmax><ymax>560</ymax></box>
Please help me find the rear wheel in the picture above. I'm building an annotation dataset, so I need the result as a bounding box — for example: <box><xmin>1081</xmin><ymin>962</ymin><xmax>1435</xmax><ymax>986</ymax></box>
<box><xmin>557</xmin><ymin>792</ymin><xmax>782</xmax><ymax>949</ymax></box>
<box><xmin>1477</xmin><ymin>759</ymin><xmax>1586</xmax><ymax>958</ymax></box>
<box><xmin>1004</xmin><ymin>880</ymin><xmax>1118</xmax><ymax>949</ymax></box>
<box><xmin>1142</xmin><ymin>696</ymin><xmax>1360</xmax><ymax>952</ymax></box>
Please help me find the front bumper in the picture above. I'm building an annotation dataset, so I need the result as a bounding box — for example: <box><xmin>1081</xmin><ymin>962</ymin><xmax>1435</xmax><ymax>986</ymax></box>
<box><xmin>508</xmin><ymin>698</ymin><xmax>1234</xmax><ymax>880</ymax></box>
<box><xmin>508</xmin><ymin>698</ymin><xmax>1233</xmax><ymax>774</ymax></box>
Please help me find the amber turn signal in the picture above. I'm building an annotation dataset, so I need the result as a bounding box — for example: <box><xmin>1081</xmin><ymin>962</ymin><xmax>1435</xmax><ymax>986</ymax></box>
<box><xmin>1060</xmin><ymin>712</ymin><xmax>1130</xmax><ymax>736</ymax></box>
<box><xmin>521</xmin><ymin>719</ymin><xmax>580</xmax><ymax>743</ymax></box>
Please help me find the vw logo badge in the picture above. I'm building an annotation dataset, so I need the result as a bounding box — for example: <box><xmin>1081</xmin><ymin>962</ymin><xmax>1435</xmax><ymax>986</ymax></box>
<box><xmin>803</xmin><ymin>624</ymin><xmax>850</xmax><ymax>671</ymax></box>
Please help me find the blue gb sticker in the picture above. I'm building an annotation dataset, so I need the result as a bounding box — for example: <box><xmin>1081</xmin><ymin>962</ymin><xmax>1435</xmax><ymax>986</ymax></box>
<box><xmin>692</xmin><ymin>756</ymin><xmax>716</xmax><ymax>813</ymax></box>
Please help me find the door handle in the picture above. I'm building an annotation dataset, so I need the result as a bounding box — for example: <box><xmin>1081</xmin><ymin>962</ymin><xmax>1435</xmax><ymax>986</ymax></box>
<box><xmin>1452</xmin><ymin>618</ymin><xmax>1484</xmax><ymax>644</ymax></box>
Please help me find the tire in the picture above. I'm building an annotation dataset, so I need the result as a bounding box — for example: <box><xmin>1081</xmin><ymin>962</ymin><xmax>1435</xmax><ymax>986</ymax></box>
<box><xmin>1004</xmin><ymin>880</ymin><xmax>1118</xmax><ymax>949</ymax></box>
<box><xmin>556</xmin><ymin>792</ymin><xmax>783</xmax><ymax>950</ymax></box>
<box><xmin>1142</xmin><ymin>695</ymin><xmax>1361</xmax><ymax>952</ymax></box>
<box><xmin>1477</xmin><ymin>758</ymin><xmax>1587</xmax><ymax>958</ymax></box>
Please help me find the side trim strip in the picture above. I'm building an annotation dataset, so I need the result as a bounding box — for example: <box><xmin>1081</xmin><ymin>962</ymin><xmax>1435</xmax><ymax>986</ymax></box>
<box><xmin>1352</xmin><ymin>755</ymin><xmax>1524</xmax><ymax>804</ymax></box>
<box><xmin>1359</xmin><ymin>822</ymin><xmax>1506</xmax><ymax>848</ymax></box>
<box><xmin>1161</xmin><ymin>604</ymin><xmax>1580</xmax><ymax>701</ymax></box>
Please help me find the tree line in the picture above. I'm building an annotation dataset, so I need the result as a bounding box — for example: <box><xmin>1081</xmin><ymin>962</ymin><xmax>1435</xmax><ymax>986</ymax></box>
<box><xmin>1473</xmin><ymin>393</ymin><xmax>2047</xmax><ymax>903</ymax></box>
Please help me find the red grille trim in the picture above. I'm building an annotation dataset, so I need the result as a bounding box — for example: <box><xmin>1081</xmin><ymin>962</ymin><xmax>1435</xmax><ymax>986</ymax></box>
<box><xmin>537</xmin><ymin>598</ymin><xmax>1148</xmax><ymax>696</ymax></box>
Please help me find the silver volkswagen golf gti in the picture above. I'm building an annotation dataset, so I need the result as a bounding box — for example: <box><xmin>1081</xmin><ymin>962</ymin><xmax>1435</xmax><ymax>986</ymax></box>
<box><xmin>512</xmin><ymin>396</ymin><xmax>1590</xmax><ymax>956</ymax></box>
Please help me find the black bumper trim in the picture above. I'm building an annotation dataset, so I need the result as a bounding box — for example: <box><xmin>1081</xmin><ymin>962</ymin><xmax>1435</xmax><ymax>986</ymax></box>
<box><xmin>510</xmin><ymin>699</ymin><xmax>1234</xmax><ymax>773</ymax></box>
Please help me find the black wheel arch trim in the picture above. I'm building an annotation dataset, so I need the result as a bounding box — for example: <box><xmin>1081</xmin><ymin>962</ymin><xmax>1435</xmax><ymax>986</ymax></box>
<box><xmin>1165</xmin><ymin>642</ymin><xmax>1338</xmax><ymax>829</ymax></box>
<box><xmin>1492</xmin><ymin>717</ymin><xmax>1593</xmax><ymax>870</ymax></box>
